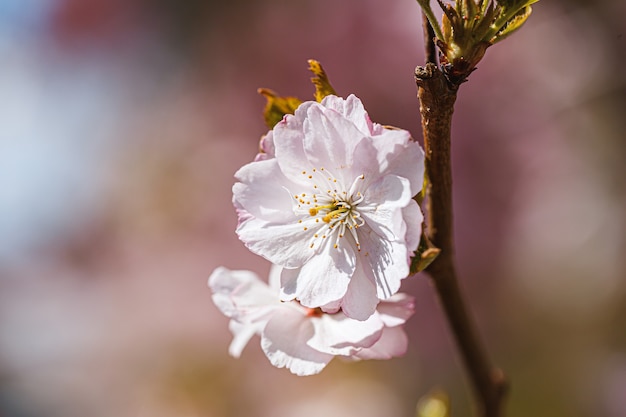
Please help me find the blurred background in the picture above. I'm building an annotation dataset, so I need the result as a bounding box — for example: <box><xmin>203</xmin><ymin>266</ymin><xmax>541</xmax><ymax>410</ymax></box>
<box><xmin>0</xmin><ymin>0</ymin><xmax>624</xmax><ymax>416</ymax></box>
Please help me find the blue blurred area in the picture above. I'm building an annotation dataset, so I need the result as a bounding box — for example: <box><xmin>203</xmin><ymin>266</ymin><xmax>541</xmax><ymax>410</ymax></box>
<box><xmin>0</xmin><ymin>0</ymin><xmax>54</xmax><ymax>34</ymax></box>
<box><xmin>0</xmin><ymin>44</ymin><xmax>124</xmax><ymax>265</ymax></box>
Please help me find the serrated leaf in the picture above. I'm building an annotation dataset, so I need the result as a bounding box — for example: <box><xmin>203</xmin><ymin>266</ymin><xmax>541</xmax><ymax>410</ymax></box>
<box><xmin>492</xmin><ymin>5</ymin><xmax>532</xmax><ymax>43</ymax></box>
<box><xmin>496</xmin><ymin>0</ymin><xmax>538</xmax><ymax>11</ymax></box>
<box><xmin>308</xmin><ymin>59</ymin><xmax>337</xmax><ymax>102</ymax></box>
<box><xmin>258</xmin><ymin>88</ymin><xmax>302</xmax><ymax>129</ymax></box>
<box><xmin>416</xmin><ymin>390</ymin><xmax>450</xmax><ymax>417</ymax></box>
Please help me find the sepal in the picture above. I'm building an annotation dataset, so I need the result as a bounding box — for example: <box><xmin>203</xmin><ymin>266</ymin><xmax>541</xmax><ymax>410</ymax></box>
<box><xmin>258</xmin><ymin>60</ymin><xmax>338</xmax><ymax>129</ymax></box>
<box><xmin>410</xmin><ymin>232</ymin><xmax>441</xmax><ymax>274</ymax></box>
<box><xmin>258</xmin><ymin>88</ymin><xmax>302</xmax><ymax>129</ymax></box>
<box><xmin>308</xmin><ymin>59</ymin><xmax>337</xmax><ymax>102</ymax></box>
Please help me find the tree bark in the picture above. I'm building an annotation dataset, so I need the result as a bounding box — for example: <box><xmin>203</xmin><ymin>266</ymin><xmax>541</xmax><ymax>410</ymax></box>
<box><xmin>415</xmin><ymin>63</ymin><xmax>507</xmax><ymax>417</ymax></box>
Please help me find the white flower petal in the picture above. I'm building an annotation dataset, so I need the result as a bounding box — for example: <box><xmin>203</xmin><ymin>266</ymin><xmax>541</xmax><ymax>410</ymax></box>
<box><xmin>208</xmin><ymin>267</ymin><xmax>277</xmax><ymax>320</ymax></box>
<box><xmin>236</xmin><ymin>217</ymin><xmax>315</xmax><ymax>268</ymax></box>
<box><xmin>302</xmin><ymin>104</ymin><xmax>366</xmax><ymax>184</ymax></box>
<box><xmin>228</xmin><ymin>320</ymin><xmax>265</xmax><ymax>358</ymax></box>
<box><xmin>261</xmin><ymin>307</ymin><xmax>334</xmax><ymax>376</ymax></box>
<box><xmin>233</xmin><ymin>158</ymin><xmax>300</xmax><ymax>223</ymax></box>
<box><xmin>307</xmin><ymin>311</ymin><xmax>384</xmax><ymax>356</ymax></box>
<box><xmin>273</xmin><ymin>102</ymin><xmax>318</xmax><ymax>181</ymax></box>
<box><xmin>353</xmin><ymin>326</ymin><xmax>409</xmax><ymax>360</ymax></box>
<box><xmin>358</xmin><ymin>230</ymin><xmax>411</xmax><ymax>299</ymax></box>
<box><xmin>278</xmin><ymin>267</ymin><xmax>299</xmax><ymax>301</ymax></box>
<box><xmin>283</xmin><ymin>243</ymin><xmax>356</xmax><ymax>307</ymax></box>
<box><xmin>402</xmin><ymin>201</ymin><xmax>423</xmax><ymax>251</ymax></box>
<box><xmin>319</xmin><ymin>298</ymin><xmax>341</xmax><ymax>314</ymax></box>
<box><xmin>360</xmin><ymin>174</ymin><xmax>413</xmax><ymax>242</ymax></box>
<box><xmin>350</xmin><ymin>137</ymin><xmax>384</xmax><ymax>186</ymax></box>
<box><xmin>254</xmin><ymin>130</ymin><xmax>275</xmax><ymax>161</ymax></box>
<box><xmin>340</xmin><ymin>260</ymin><xmax>380</xmax><ymax>321</ymax></box>
<box><xmin>377</xmin><ymin>293</ymin><xmax>416</xmax><ymax>327</ymax></box>
<box><xmin>210</xmin><ymin>265</ymin><xmax>415</xmax><ymax>374</ymax></box>
<box><xmin>371</xmin><ymin>128</ymin><xmax>425</xmax><ymax>197</ymax></box>
<box><xmin>320</xmin><ymin>94</ymin><xmax>374</xmax><ymax>136</ymax></box>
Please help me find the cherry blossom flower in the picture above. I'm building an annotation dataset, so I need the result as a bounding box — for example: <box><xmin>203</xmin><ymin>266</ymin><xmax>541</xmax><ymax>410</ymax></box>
<box><xmin>208</xmin><ymin>265</ymin><xmax>415</xmax><ymax>376</ymax></box>
<box><xmin>233</xmin><ymin>94</ymin><xmax>424</xmax><ymax>320</ymax></box>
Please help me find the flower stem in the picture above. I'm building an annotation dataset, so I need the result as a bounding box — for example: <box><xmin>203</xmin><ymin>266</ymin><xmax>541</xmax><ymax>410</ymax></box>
<box><xmin>415</xmin><ymin>63</ymin><xmax>508</xmax><ymax>417</ymax></box>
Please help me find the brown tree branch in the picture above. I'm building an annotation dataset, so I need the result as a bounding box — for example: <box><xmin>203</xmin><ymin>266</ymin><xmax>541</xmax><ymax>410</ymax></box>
<box><xmin>415</xmin><ymin>63</ymin><xmax>508</xmax><ymax>417</ymax></box>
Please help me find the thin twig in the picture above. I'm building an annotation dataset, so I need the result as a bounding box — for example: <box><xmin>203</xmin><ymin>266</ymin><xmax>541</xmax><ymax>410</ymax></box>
<box><xmin>415</xmin><ymin>63</ymin><xmax>508</xmax><ymax>417</ymax></box>
<box><xmin>422</xmin><ymin>12</ymin><xmax>438</xmax><ymax>65</ymax></box>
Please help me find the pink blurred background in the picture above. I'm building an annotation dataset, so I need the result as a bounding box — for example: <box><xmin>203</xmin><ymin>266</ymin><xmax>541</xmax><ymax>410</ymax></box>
<box><xmin>0</xmin><ymin>1</ymin><xmax>625</xmax><ymax>416</ymax></box>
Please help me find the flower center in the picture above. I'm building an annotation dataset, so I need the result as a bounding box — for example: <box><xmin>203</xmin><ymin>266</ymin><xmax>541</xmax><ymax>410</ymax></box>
<box><xmin>292</xmin><ymin>167</ymin><xmax>367</xmax><ymax>251</ymax></box>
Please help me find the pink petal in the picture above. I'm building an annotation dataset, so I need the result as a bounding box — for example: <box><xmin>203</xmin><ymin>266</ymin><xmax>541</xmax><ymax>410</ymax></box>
<box><xmin>261</xmin><ymin>307</ymin><xmax>334</xmax><ymax>376</ymax></box>
<box><xmin>340</xmin><ymin>260</ymin><xmax>380</xmax><ymax>321</ymax></box>
<box><xmin>236</xmin><ymin>217</ymin><xmax>315</xmax><ymax>268</ymax></box>
<box><xmin>371</xmin><ymin>128</ymin><xmax>425</xmax><ymax>197</ymax></box>
<box><xmin>377</xmin><ymin>293</ymin><xmax>416</xmax><ymax>327</ymax></box>
<box><xmin>254</xmin><ymin>130</ymin><xmax>275</xmax><ymax>160</ymax></box>
<box><xmin>319</xmin><ymin>298</ymin><xmax>341</xmax><ymax>314</ymax></box>
<box><xmin>358</xmin><ymin>230</ymin><xmax>411</xmax><ymax>299</ymax></box>
<box><xmin>233</xmin><ymin>158</ymin><xmax>300</xmax><ymax>223</ymax></box>
<box><xmin>353</xmin><ymin>326</ymin><xmax>409</xmax><ymax>360</ymax></box>
<box><xmin>350</xmin><ymin>137</ymin><xmax>382</xmax><ymax>186</ymax></box>
<box><xmin>319</xmin><ymin>95</ymin><xmax>373</xmax><ymax>135</ymax></box>
<box><xmin>272</xmin><ymin>102</ymin><xmax>318</xmax><ymax>181</ymax></box>
<box><xmin>402</xmin><ymin>201</ymin><xmax>423</xmax><ymax>252</ymax></box>
<box><xmin>360</xmin><ymin>174</ymin><xmax>413</xmax><ymax>242</ymax></box>
<box><xmin>307</xmin><ymin>311</ymin><xmax>384</xmax><ymax>356</ymax></box>
<box><xmin>208</xmin><ymin>267</ymin><xmax>276</xmax><ymax>320</ymax></box>
<box><xmin>228</xmin><ymin>320</ymin><xmax>265</xmax><ymax>358</ymax></box>
<box><xmin>280</xmin><ymin>242</ymin><xmax>356</xmax><ymax>307</ymax></box>
<box><xmin>301</xmin><ymin>104</ymin><xmax>366</xmax><ymax>185</ymax></box>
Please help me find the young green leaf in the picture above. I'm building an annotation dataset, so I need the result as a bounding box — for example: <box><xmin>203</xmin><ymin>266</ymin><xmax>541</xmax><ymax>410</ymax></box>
<box><xmin>492</xmin><ymin>5</ymin><xmax>533</xmax><ymax>43</ymax></box>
